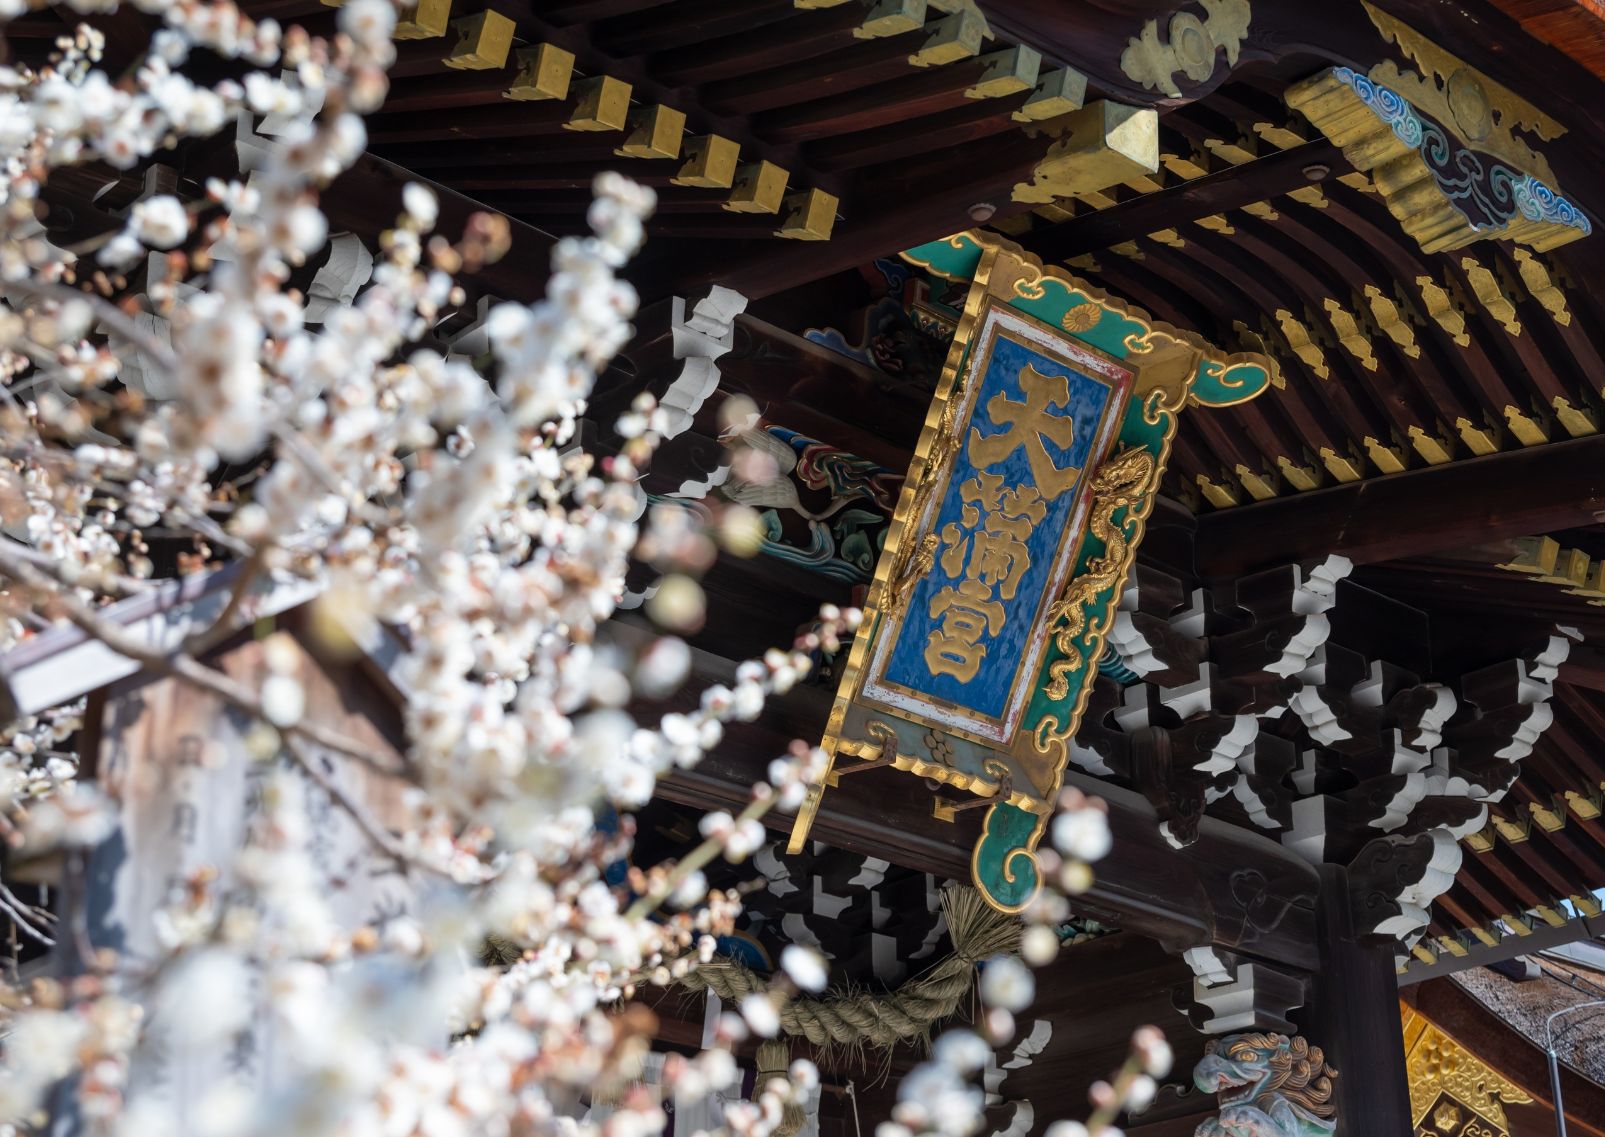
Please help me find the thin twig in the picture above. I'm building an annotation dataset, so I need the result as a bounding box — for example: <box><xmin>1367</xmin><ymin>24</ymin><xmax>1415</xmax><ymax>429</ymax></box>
<box><xmin>1084</xmin><ymin>1054</ymin><xmax>1143</xmax><ymax>1135</ymax></box>
<box><xmin>269</xmin><ymin>423</ymin><xmax>392</xmax><ymax>530</ymax></box>
<box><xmin>181</xmin><ymin>547</ymin><xmax>264</xmax><ymax>656</ymax></box>
<box><xmin>0</xmin><ymin>543</ymin><xmax>412</xmax><ymax>783</ymax></box>
<box><xmin>0</xmin><ymin>537</ymin><xmax>153</xmax><ymax>597</ymax></box>
<box><xmin>624</xmin><ymin>791</ymin><xmax>778</xmax><ymax>922</ymax></box>
<box><xmin>0</xmin><ymin>544</ymin><xmax>459</xmax><ymax>882</ymax></box>
<box><xmin>279</xmin><ymin>734</ymin><xmax>454</xmax><ymax>879</ymax></box>
<box><xmin>2</xmin><ymin>278</ymin><xmax>176</xmax><ymax>369</ymax></box>
<box><xmin>0</xmin><ymin>882</ymin><xmax>54</xmax><ymax>947</ymax></box>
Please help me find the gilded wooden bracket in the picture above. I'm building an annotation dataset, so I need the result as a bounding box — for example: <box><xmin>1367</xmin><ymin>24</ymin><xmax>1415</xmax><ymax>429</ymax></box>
<box><xmin>1121</xmin><ymin>0</ymin><xmax>1252</xmax><ymax>99</ymax></box>
<box><xmin>1012</xmin><ymin>100</ymin><xmax>1159</xmax><ymax>205</ymax></box>
<box><xmin>504</xmin><ymin>44</ymin><xmax>574</xmax><ymax>102</ymax></box>
<box><xmin>394</xmin><ymin>0</ymin><xmax>450</xmax><ymax>39</ymax></box>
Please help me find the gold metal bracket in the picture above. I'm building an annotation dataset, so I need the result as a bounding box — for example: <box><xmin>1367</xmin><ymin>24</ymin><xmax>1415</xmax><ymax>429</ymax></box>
<box><xmin>931</xmin><ymin>770</ymin><xmax>1011</xmax><ymax>822</ymax></box>
<box><xmin>825</xmin><ymin>746</ymin><xmax>895</xmax><ymax>787</ymax></box>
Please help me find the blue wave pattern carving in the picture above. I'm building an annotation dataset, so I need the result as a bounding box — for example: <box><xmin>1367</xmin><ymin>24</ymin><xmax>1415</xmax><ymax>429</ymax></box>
<box><xmin>1096</xmin><ymin>646</ymin><xmax>1139</xmax><ymax>685</ymax></box>
<box><xmin>1332</xmin><ymin>67</ymin><xmax>1591</xmax><ymax>239</ymax></box>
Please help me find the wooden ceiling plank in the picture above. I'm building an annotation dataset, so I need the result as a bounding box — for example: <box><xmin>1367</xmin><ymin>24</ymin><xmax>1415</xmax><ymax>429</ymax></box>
<box><xmin>595</xmin><ymin>0</ymin><xmax>795</xmax><ymax>59</ymax></box>
<box><xmin>751</xmin><ymin>57</ymin><xmax>995</xmax><ymax>144</ymax></box>
<box><xmin>516</xmin><ymin>6</ymin><xmax>815</xmax><ymax>193</ymax></box>
<box><xmin>648</xmin><ymin>5</ymin><xmax>869</xmax><ymax>87</ymax></box>
<box><xmin>1164</xmin><ymin>437</ymin><xmax>1210</xmax><ymax>507</ymax></box>
<box><xmin>539</xmin><ymin>0</ymin><xmax>674</xmax><ymax>25</ymax></box>
<box><xmin>1243</xmin><ymin>211</ymin><xmax>1482</xmax><ymax>446</ymax></box>
<box><xmin>365</xmin><ymin>82</ymin><xmax>630</xmax><ymax>143</ymax></box>
<box><xmin>1073</xmin><ymin>250</ymin><xmax>1216</xmax><ymax>335</ymax></box>
<box><xmin>1193</xmin><ymin>433</ymin><xmax>1605</xmax><ymax>575</ymax></box>
<box><xmin>1559</xmin><ymin>648</ymin><xmax>1605</xmax><ymax>696</ymax></box>
<box><xmin>241</xmin><ymin>0</ymin><xmax>327</xmax><ymax>21</ymax></box>
<box><xmin>470</xmin><ymin>190</ymin><xmax>749</xmax><ymax>215</ymax></box>
<box><xmin>1087</xmin><ymin>253</ymin><xmax>1350</xmax><ymax>474</ymax></box>
<box><xmin>1489</xmin><ymin>244</ymin><xmax>1605</xmax><ymax>430</ymax></box>
<box><xmin>1437</xmin><ymin>883</ymin><xmax>1497</xmax><ymax>940</ymax></box>
<box><xmin>449</xmin><ymin>166</ymin><xmax>717</xmax><ymax>190</ymax></box>
<box><xmin>804</xmin><ymin>98</ymin><xmax>1025</xmax><ymax>171</ymax></box>
<box><xmin>697</xmin><ymin>22</ymin><xmax>934</xmax><ymax>115</ymax></box>
<box><xmin>1461</xmin><ymin>843</ymin><xmax>1550</xmax><ymax>914</ymax></box>
<box><xmin>1440</xmin><ymin>248</ymin><xmax>1574</xmax><ymax>429</ymax></box>
<box><xmin>1286</xmin><ymin>197</ymin><xmax>1531</xmax><ymax>447</ymax></box>
<box><xmin>1549</xmin><ymin>687</ymin><xmax>1605</xmax><ymax>785</ymax></box>
<box><xmin>320</xmin><ymin>150</ymin><xmax>556</xmax><ymax>302</ymax></box>
<box><xmin>1509</xmin><ymin>781</ymin><xmax>1605</xmax><ymax>883</ymax></box>
<box><xmin>1449</xmin><ymin>859</ymin><xmax>1510</xmax><ymax>925</ymax></box>
<box><xmin>380</xmin><ymin>69</ymin><xmax>532</xmax><ymax>114</ymax></box>
<box><xmin>652</xmin><ymin>127</ymin><xmax>1047</xmax><ymax>298</ymax></box>
<box><xmin>1490</xmin><ymin>822</ymin><xmax>1584</xmax><ymax>902</ymax></box>
<box><xmin>1521</xmin><ymin>741</ymin><xmax>1605</xmax><ymax>821</ymax></box>
<box><xmin>1197</xmin><ymin>222</ymin><xmax>1443</xmax><ymax>465</ymax></box>
<box><xmin>1022</xmin><ymin>139</ymin><xmax>1341</xmax><ymax>261</ymax></box>
<box><xmin>1145</xmin><ymin>237</ymin><xmax>1391</xmax><ymax>450</ymax></box>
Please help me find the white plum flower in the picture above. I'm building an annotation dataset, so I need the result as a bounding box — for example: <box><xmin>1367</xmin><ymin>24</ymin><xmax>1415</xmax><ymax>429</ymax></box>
<box><xmin>130</xmin><ymin>194</ymin><xmax>188</xmax><ymax>248</ymax></box>
<box><xmin>979</xmin><ymin>956</ymin><xmax>1035</xmax><ymax>1012</ymax></box>
<box><xmin>781</xmin><ymin>945</ymin><xmax>828</xmax><ymax>993</ymax></box>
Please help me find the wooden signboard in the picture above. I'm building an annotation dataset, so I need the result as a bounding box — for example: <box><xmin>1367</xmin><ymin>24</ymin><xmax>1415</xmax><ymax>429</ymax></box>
<box><xmin>86</xmin><ymin>633</ymin><xmax>416</xmax><ymax>1110</ymax></box>
<box><xmin>788</xmin><ymin>230</ymin><xmax>1279</xmax><ymax>912</ymax></box>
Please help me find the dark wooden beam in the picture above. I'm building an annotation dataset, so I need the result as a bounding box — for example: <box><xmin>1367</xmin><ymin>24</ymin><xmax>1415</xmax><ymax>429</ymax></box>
<box><xmin>657</xmin><ymin>127</ymin><xmax>1051</xmax><ymax>300</ymax></box>
<box><xmin>1559</xmin><ymin>646</ymin><xmax>1605</xmax><ymax>695</ymax></box>
<box><xmin>1301</xmin><ymin>865</ymin><xmax>1413</xmax><ymax>1135</ymax></box>
<box><xmin>320</xmin><ymin>151</ymin><xmax>556</xmax><ymax>303</ymax></box>
<box><xmin>1022</xmin><ymin>140</ymin><xmax>1344</xmax><ymax>260</ymax></box>
<box><xmin>643</xmin><ymin>638</ymin><xmax>1321</xmax><ymax>967</ymax></box>
<box><xmin>1194</xmin><ymin>434</ymin><xmax>1605</xmax><ymax>578</ymax></box>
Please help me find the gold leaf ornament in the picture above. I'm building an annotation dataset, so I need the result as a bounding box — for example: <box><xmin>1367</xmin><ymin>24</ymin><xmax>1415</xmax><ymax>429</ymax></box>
<box><xmin>1121</xmin><ymin>0</ymin><xmax>1251</xmax><ymax>98</ymax></box>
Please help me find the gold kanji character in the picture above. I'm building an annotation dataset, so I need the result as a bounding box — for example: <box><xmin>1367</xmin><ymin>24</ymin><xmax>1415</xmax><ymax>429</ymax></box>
<box><xmin>968</xmin><ymin>362</ymin><xmax>1082</xmax><ymax>499</ymax></box>
<box><xmin>924</xmin><ymin>580</ymin><xmax>1007</xmax><ymax>682</ymax></box>
<box><xmin>936</xmin><ymin>473</ymin><xmax>1047</xmax><ymax>602</ymax></box>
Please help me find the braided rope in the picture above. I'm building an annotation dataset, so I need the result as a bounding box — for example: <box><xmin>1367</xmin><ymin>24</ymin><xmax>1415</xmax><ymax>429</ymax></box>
<box><xmin>681</xmin><ymin>886</ymin><xmax>1021</xmax><ymax>1051</ymax></box>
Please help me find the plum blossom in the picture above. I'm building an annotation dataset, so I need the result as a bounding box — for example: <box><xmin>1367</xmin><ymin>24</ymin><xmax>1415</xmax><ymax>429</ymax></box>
<box><xmin>0</xmin><ymin>4</ymin><xmax>1146</xmax><ymax>1137</ymax></box>
<box><xmin>129</xmin><ymin>195</ymin><xmax>189</xmax><ymax>249</ymax></box>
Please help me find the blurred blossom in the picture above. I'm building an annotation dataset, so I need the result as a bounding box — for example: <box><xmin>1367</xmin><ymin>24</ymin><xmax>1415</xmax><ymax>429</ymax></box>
<box><xmin>1052</xmin><ymin>791</ymin><xmax>1111</xmax><ymax>863</ymax></box>
<box><xmin>1020</xmin><ymin>924</ymin><xmax>1061</xmax><ymax>966</ymax></box>
<box><xmin>740</xmin><ymin>993</ymin><xmax>781</xmax><ymax>1038</ymax></box>
<box><xmin>0</xmin><ymin>5</ymin><xmax>1128</xmax><ymax>1137</ymax></box>
<box><xmin>645</xmin><ymin>574</ymin><xmax>707</xmax><ymax>633</ymax></box>
<box><xmin>717</xmin><ymin>504</ymin><xmax>766</xmax><ymax>557</ymax></box>
<box><xmin>1045</xmin><ymin>1125</ymin><xmax>1090</xmax><ymax>1137</ymax></box>
<box><xmin>979</xmin><ymin>956</ymin><xmax>1034</xmax><ymax>1012</ymax></box>
<box><xmin>932</xmin><ymin>1031</ymin><xmax>989</xmax><ymax>1075</ymax></box>
<box><xmin>780</xmin><ymin>945</ymin><xmax>827</xmax><ymax>993</ymax></box>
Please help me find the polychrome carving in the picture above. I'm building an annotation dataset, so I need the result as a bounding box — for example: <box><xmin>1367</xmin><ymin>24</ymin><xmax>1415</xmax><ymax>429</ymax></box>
<box><xmin>1286</xmin><ymin>8</ymin><xmax>1591</xmax><ymax>254</ymax></box>
<box><xmin>1333</xmin><ymin>68</ymin><xmax>1586</xmax><ymax>241</ymax></box>
<box><xmin>1193</xmin><ymin>1033</ymin><xmax>1338</xmax><ymax>1137</ymax></box>
<box><xmin>786</xmin><ymin>230</ymin><xmax>1278</xmax><ymax>912</ymax></box>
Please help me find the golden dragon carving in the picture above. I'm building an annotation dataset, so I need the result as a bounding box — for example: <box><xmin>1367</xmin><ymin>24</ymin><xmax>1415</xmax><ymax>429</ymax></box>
<box><xmin>1042</xmin><ymin>445</ymin><xmax>1156</xmax><ymax>701</ymax></box>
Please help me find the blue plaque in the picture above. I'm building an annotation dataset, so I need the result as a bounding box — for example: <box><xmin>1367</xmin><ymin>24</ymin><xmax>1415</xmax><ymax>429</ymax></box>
<box><xmin>789</xmin><ymin>232</ymin><xmax>1279</xmax><ymax>912</ymax></box>
<box><xmin>860</xmin><ymin>302</ymin><xmax>1133</xmax><ymax>746</ymax></box>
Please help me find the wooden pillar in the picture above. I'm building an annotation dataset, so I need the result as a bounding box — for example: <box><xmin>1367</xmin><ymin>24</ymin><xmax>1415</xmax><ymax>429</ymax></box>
<box><xmin>1304</xmin><ymin>865</ymin><xmax>1413</xmax><ymax>1136</ymax></box>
